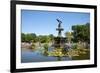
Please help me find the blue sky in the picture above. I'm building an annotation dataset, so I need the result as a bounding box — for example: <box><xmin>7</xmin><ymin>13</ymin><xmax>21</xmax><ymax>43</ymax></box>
<box><xmin>21</xmin><ymin>10</ymin><xmax>90</xmax><ymax>37</ymax></box>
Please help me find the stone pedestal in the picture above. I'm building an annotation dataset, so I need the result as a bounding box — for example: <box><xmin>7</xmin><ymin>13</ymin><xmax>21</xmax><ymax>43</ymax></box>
<box><xmin>54</xmin><ymin>37</ymin><xmax>66</xmax><ymax>48</ymax></box>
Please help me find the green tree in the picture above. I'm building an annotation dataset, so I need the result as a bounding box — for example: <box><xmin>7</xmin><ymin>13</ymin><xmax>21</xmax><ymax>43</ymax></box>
<box><xmin>48</xmin><ymin>34</ymin><xmax>54</xmax><ymax>42</ymax></box>
<box><xmin>43</xmin><ymin>43</ymin><xmax>49</xmax><ymax>56</ymax></box>
<box><xmin>38</xmin><ymin>35</ymin><xmax>46</xmax><ymax>43</ymax></box>
<box><xmin>25</xmin><ymin>34</ymin><xmax>33</xmax><ymax>42</ymax></box>
<box><xmin>72</xmin><ymin>23</ymin><xmax>90</xmax><ymax>43</ymax></box>
<box><xmin>38</xmin><ymin>35</ymin><xmax>52</xmax><ymax>43</ymax></box>
<box><xmin>21</xmin><ymin>33</ymin><xmax>26</xmax><ymax>42</ymax></box>
<box><xmin>30</xmin><ymin>33</ymin><xmax>37</xmax><ymax>42</ymax></box>
<box><xmin>21</xmin><ymin>33</ymin><xmax>37</xmax><ymax>43</ymax></box>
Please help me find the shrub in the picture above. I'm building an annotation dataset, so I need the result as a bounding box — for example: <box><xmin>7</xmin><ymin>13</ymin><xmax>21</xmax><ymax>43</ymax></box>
<box><xmin>72</xmin><ymin>44</ymin><xmax>77</xmax><ymax>49</ymax></box>
<box><xmin>44</xmin><ymin>43</ymin><xmax>49</xmax><ymax>50</ymax></box>
<box><xmin>31</xmin><ymin>43</ymin><xmax>35</xmax><ymax>49</ymax></box>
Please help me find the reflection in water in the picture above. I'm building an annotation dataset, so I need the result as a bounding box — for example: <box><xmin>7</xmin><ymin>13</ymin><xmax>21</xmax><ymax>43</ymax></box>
<box><xmin>21</xmin><ymin>46</ymin><xmax>72</xmax><ymax>63</ymax></box>
<box><xmin>43</xmin><ymin>50</ymin><xmax>48</xmax><ymax>56</ymax></box>
<box><xmin>57</xmin><ymin>57</ymin><xmax>61</xmax><ymax>61</ymax></box>
<box><xmin>21</xmin><ymin>43</ymin><xmax>90</xmax><ymax>63</ymax></box>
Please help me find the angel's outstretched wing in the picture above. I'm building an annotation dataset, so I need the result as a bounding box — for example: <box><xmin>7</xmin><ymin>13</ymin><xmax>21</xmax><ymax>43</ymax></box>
<box><xmin>56</xmin><ymin>19</ymin><xmax>62</xmax><ymax>24</ymax></box>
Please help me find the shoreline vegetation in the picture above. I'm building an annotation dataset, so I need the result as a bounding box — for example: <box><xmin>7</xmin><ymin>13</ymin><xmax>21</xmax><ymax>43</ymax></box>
<box><xmin>21</xmin><ymin>42</ymin><xmax>90</xmax><ymax>60</ymax></box>
<box><xmin>21</xmin><ymin>23</ymin><xmax>90</xmax><ymax>60</ymax></box>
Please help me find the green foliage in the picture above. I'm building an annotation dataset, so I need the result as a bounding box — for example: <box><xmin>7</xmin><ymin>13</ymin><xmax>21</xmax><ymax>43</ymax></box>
<box><xmin>21</xmin><ymin>33</ymin><xmax>37</xmax><ymax>43</ymax></box>
<box><xmin>21</xmin><ymin>33</ymin><xmax>54</xmax><ymax>43</ymax></box>
<box><xmin>43</xmin><ymin>43</ymin><xmax>49</xmax><ymax>50</ymax></box>
<box><xmin>31</xmin><ymin>42</ymin><xmax>35</xmax><ymax>49</ymax></box>
<box><xmin>38</xmin><ymin>35</ymin><xmax>48</xmax><ymax>43</ymax></box>
<box><xmin>72</xmin><ymin>44</ymin><xmax>77</xmax><ymax>49</ymax></box>
<box><xmin>49</xmin><ymin>34</ymin><xmax>54</xmax><ymax>41</ymax></box>
<box><xmin>21</xmin><ymin>33</ymin><xmax>26</xmax><ymax>42</ymax></box>
<box><xmin>72</xmin><ymin>23</ymin><xmax>90</xmax><ymax>43</ymax></box>
<box><xmin>43</xmin><ymin>43</ymin><xmax>49</xmax><ymax>56</ymax></box>
<box><xmin>72</xmin><ymin>49</ymin><xmax>90</xmax><ymax>60</ymax></box>
<box><xmin>25</xmin><ymin>34</ymin><xmax>34</xmax><ymax>42</ymax></box>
